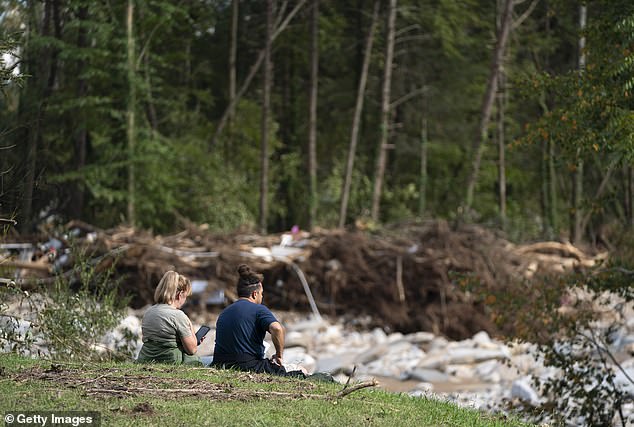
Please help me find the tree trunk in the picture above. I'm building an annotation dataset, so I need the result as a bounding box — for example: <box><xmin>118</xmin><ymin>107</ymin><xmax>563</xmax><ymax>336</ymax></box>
<box><xmin>307</xmin><ymin>0</ymin><xmax>319</xmax><ymax>231</ymax></box>
<box><xmin>626</xmin><ymin>165</ymin><xmax>634</xmax><ymax>228</ymax></box>
<box><xmin>259</xmin><ymin>0</ymin><xmax>273</xmax><ymax>234</ymax></box>
<box><xmin>21</xmin><ymin>0</ymin><xmax>60</xmax><ymax>233</ymax></box>
<box><xmin>70</xmin><ymin>4</ymin><xmax>89</xmax><ymax>220</ymax></box>
<box><xmin>210</xmin><ymin>0</ymin><xmax>307</xmax><ymax>149</ymax></box>
<box><xmin>570</xmin><ymin>4</ymin><xmax>586</xmax><ymax>243</ymax></box>
<box><xmin>371</xmin><ymin>0</ymin><xmax>397</xmax><ymax>222</ymax></box>
<box><xmin>419</xmin><ymin>116</ymin><xmax>428</xmax><ymax>217</ymax></box>
<box><xmin>464</xmin><ymin>0</ymin><xmax>514</xmax><ymax>210</ymax></box>
<box><xmin>495</xmin><ymin>0</ymin><xmax>508</xmax><ymax>228</ymax></box>
<box><xmin>226</xmin><ymin>0</ymin><xmax>238</xmax><ymax>157</ymax></box>
<box><xmin>229</xmin><ymin>0</ymin><xmax>238</xmax><ymax>111</ymax></box>
<box><xmin>339</xmin><ymin>0</ymin><xmax>380</xmax><ymax>228</ymax></box>
<box><xmin>580</xmin><ymin>157</ymin><xmax>617</xmax><ymax>233</ymax></box>
<box><xmin>548</xmin><ymin>139</ymin><xmax>558</xmax><ymax>234</ymax></box>
<box><xmin>544</xmin><ymin>2</ymin><xmax>558</xmax><ymax>238</ymax></box>
<box><xmin>143</xmin><ymin>52</ymin><xmax>158</xmax><ymax>131</ymax></box>
<box><xmin>540</xmin><ymin>137</ymin><xmax>548</xmax><ymax>235</ymax></box>
<box><xmin>497</xmin><ymin>69</ymin><xmax>507</xmax><ymax>228</ymax></box>
<box><xmin>126</xmin><ymin>0</ymin><xmax>136</xmax><ymax>227</ymax></box>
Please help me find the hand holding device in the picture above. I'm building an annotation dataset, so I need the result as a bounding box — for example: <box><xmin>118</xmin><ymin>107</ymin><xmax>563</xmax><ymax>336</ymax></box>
<box><xmin>195</xmin><ymin>325</ymin><xmax>211</xmax><ymax>345</ymax></box>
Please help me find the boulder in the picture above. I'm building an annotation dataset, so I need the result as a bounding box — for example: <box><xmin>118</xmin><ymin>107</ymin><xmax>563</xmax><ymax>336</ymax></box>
<box><xmin>511</xmin><ymin>377</ymin><xmax>540</xmax><ymax>406</ymax></box>
<box><xmin>415</xmin><ymin>354</ymin><xmax>448</xmax><ymax>370</ymax></box>
<box><xmin>408</xmin><ymin>368</ymin><xmax>450</xmax><ymax>383</ymax></box>
<box><xmin>315</xmin><ymin>351</ymin><xmax>358</xmax><ymax>374</ymax></box>
<box><xmin>405</xmin><ymin>331</ymin><xmax>435</xmax><ymax>345</ymax></box>
<box><xmin>285</xmin><ymin>330</ymin><xmax>312</xmax><ymax>349</ymax></box>
<box><xmin>446</xmin><ymin>347</ymin><xmax>510</xmax><ymax>364</ymax></box>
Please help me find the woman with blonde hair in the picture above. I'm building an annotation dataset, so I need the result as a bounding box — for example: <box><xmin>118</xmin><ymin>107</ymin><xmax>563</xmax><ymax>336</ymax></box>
<box><xmin>136</xmin><ymin>270</ymin><xmax>202</xmax><ymax>365</ymax></box>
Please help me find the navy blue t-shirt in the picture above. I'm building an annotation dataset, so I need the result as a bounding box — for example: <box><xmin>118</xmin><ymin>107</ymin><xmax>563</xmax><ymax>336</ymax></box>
<box><xmin>213</xmin><ymin>299</ymin><xmax>278</xmax><ymax>358</ymax></box>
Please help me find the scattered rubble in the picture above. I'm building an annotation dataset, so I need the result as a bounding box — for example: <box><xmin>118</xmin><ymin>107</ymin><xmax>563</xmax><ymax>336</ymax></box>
<box><xmin>0</xmin><ymin>219</ymin><xmax>608</xmax><ymax>340</ymax></box>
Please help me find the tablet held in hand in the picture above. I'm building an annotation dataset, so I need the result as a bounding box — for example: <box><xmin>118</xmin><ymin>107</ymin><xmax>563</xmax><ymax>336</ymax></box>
<box><xmin>195</xmin><ymin>325</ymin><xmax>211</xmax><ymax>345</ymax></box>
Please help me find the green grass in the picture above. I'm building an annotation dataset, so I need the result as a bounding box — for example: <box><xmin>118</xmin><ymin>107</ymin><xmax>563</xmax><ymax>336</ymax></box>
<box><xmin>0</xmin><ymin>354</ymin><xmax>531</xmax><ymax>426</ymax></box>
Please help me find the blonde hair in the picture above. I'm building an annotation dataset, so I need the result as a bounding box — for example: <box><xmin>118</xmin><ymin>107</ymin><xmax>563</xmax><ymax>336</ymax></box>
<box><xmin>154</xmin><ymin>270</ymin><xmax>192</xmax><ymax>304</ymax></box>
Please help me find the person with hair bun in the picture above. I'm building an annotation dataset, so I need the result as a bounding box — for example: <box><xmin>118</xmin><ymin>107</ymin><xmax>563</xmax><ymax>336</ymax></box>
<box><xmin>211</xmin><ymin>264</ymin><xmax>305</xmax><ymax>377</ymax></box>
<box><xmin>136</xmin><ymin>270</ymin><xmax>203</xmax><ymax>366</ymax></box>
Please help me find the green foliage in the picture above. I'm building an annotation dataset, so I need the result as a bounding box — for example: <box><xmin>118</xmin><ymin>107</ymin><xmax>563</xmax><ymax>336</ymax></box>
<box><xmin>518</xmin><ymin>2</ymin><xmax>634</xmax><ymax>159</ymax></box>
<box><xmin>484</xmin><ymin>247</ymin><xmax>634</xmax><ymax>425</ymax></box>
<box><xmin>318</xmin><ymin>157</ymin><xmax>374</xmax><ymax>227</ymax></box>
<box><xmin>1</xmin><ymin>0</ymin><xmax>632</xmax><ymax>236</ymax></box>
<box><xmin>0</xmin><ymin>248</ymin><xmax>136</xmax><ymax>362</ymax></box>
<box><xmin>38</xmin><ymin>249</ymin><xmax>131</xmax><ymax>361</ymax></box>
<box><xmin>0</xmin><ymin>31</ymin><xmax>23</xmax><ymax>93</ymax></box>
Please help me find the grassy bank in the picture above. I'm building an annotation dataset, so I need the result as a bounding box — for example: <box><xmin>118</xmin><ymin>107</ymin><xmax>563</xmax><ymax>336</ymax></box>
<box><xmin>0</xmin><ymin>354</ymin><xmax>530</xmax><ymax>426</ymax></box>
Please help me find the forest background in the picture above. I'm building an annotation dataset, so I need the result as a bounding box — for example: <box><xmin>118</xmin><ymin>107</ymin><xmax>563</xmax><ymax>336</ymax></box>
<box><xmin>1</xmin><ymin>0</ymin><xmax>633</xmax><ymax>243</ymax></box>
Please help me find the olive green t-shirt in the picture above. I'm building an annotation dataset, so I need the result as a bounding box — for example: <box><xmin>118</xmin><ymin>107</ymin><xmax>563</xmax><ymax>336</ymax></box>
<box><xmin>141</xmin><ymin>303</ymin><xmax>193</xmax><ymax>343</ymax></box>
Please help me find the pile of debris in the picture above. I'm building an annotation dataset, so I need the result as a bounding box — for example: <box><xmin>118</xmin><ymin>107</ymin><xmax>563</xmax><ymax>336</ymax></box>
<box><xmin>0</xmin><ymin>220</ymin><xmax>607</xmax><ymax>340</ymax></box>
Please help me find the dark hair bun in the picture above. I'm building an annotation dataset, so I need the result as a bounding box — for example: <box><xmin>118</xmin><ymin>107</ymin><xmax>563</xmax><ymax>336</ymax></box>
<box><xmin>237</xmin><ymin>264</ymin><xmax>251</xmax><ymax>278</ymax></box>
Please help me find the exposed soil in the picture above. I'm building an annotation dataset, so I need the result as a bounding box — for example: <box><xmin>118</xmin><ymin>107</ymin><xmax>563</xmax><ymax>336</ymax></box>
<box><xmin>11</xmin><ymin>364</ymin><xmax>323</xmax><ymax>401</ymax></box>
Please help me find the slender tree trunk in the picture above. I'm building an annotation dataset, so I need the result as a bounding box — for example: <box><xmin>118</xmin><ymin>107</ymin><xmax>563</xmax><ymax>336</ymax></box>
<box><xmin>580</xmin><ymin>158</ymin><xmax>617</xmax><ymax>233</ymax></box>
<box><xmin>540</xmin><ymin>138</ymin><xmax>549</xmax><ymax>234</ymax></box>
<box><xmin>371</xmin><ymin>0</ymin><xmax>397</xmax><ymax>222</ymax></box>
<box><xmin>495</xmin><ymin>0</ymin><xmax>508</xmax><ymax>228</ymax></box>
<box><xmin>22</xmin><ymin>0</ymin><xmax>60</xmax><ymax>233</ymax></box>
<box><xmin>548</xmin><ymin>139</ymin><xmax>558</xmax><ymax>234</ymax></box>
<box><xmin>570</xmin><ymin>4</ymin><xmax>586</xmax><ymax>243</ymax></box>
<box><xmin>229</xmin><ymin>0</ymin><xmax>238</xmax><ymax>110</ymax></box>
<box><xmin>136</xmin><ymin>5</ymin><xmax>158</xmax><ymax>133</ymax></box>
<box><xmin>259</xmin><ymin>0</ymin><xmax>273</xmax><ymax>234</ymax></box>
<box><xmin>307</xmin><ymin>0</ymin><xmax>319</xmax><ymax>231</ymax></box>
<box><xmin>626</xmin><ymin>165</ymin><xmax>634</xmax><ymax>228</ymax></box>
<box><xmin>339</xmin><ymin>0</ymin><xmax>380</xmax><ymax>228</ymax></box>
<box><xmin>18</xmin><ymin>1</ymin><xmax>37</xmax><ymax>233</ymax></box>
<box><xmin>144</xmin><ymin>52</ymin><xmax>158</xmax><ymax>131</ymax></box>
<box><xmin>126</xmin><ymin>0</ymin><xmax>136</xmax><ymax>226</ymax></box>
<box><xmin>497</xmin><ymin>69</ymin><xmax>507</xmax><ymax>228</ymax></box>
<box><xmin>419</xmin><ymin>116</ymin><xmax>428</xmax><ymax>217</ymax></box>
<box><xmin>22</xmin><ymin>118</ymin><xmax>38</xmax><ymax>234</ymax></box>
<box><xmin>226</xmin><ymin>0</ymin><xmax>238</xmax><ymax>158</ymax></box>
<box><xmin>210</xmin><ymin>0</ymin><xmax>307</xmax><ymax>149</ymax></box>
<box><xmin>464</xmin><ymin>0</ymin><xmax>514</xmax><ymax>210</ymax></box>
<box><xmin>543</xmin><ymin>1</ymin><xmax>558</xmax><ymax>238</ymax></box>
<box><xmin>70</xmin><ymin>5</ymin><xmax>89</xmax><ymax>220</ymax></box>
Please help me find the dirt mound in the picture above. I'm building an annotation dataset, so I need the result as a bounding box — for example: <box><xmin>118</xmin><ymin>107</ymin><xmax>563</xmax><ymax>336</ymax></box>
<box><xmin>272</xmin><ymin>221</ymin><xmax>515</xmax><ymax>339</ymax></box>
<box><xmin>2</xmin><ymin>220</ymin><xmax>605</xmax><ymax>340</ymax></box>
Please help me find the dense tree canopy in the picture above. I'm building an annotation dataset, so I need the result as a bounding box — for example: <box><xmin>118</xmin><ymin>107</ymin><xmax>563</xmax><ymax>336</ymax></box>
<box><xmin>1</xmin><ymin>0</ymin><xmax>632</xmax><ymax>241</ymax></box>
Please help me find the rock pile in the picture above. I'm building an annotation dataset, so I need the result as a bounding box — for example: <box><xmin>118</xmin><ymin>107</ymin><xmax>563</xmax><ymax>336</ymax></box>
<box><xmin>202</xmin><ymin>308</ymin><xmax>632</xmax><ymax>425</ymax></box>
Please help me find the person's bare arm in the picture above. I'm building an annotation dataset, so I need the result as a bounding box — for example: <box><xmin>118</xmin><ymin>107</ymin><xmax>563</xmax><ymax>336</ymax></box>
<box><xmin>181</xmin><ymin>319</ymin><xmax>198</xmax><ymax>355</ymax></box>
<box><xmin>268</xmin><ymin>321</ymin><xmax>285</xmax><ymax>365</ymax></box>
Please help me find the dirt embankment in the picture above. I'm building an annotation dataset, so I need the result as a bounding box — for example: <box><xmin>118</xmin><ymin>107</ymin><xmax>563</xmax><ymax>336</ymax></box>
<box><xmin>3</xmin><ymin>220</ymin><xmax>605</xmax><ymax>340</ymax></box>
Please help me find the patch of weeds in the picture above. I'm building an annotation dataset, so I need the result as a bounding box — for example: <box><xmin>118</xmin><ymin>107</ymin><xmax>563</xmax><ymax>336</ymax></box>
<box><xmin>1</xmin><ymin>247</ymin><xmax>138</xmax><ymax>362</ymax></box>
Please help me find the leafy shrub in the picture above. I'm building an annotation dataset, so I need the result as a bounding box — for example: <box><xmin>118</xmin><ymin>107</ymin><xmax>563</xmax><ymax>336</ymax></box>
<box><xmin>489</xmin><ymin>260</ymin><xmax>634</xmax><ymax>426</ymax></box>
<box><xmin>0</xmin><ymin>248</ymin><xmax>138</xmax><ymax>362</ymax></box>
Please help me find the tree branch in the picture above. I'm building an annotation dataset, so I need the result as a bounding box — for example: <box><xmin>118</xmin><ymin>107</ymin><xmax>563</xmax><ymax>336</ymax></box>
<box><xmin>209</xmin><ymin>0</ymin><xmax>308</xmax><ymax>148</ymax></box>
<box><xmin>390</xmin><ymin>86</ymin><xmax>427</xmax><ymax>109</ymax></box>
<box><xmin>337</xmin><ymin>379</ymin><xmax>378</xmax><ymax>397</ymax></box>
<box><xmin>581</xmin><ymin>330</ymin><xmax>634</xmax><ymax>386</ymax></box>
<box><xmin>512</xmin><ymin>0</ymin><xmax>539</xmax><ymax>30</ymax></box>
